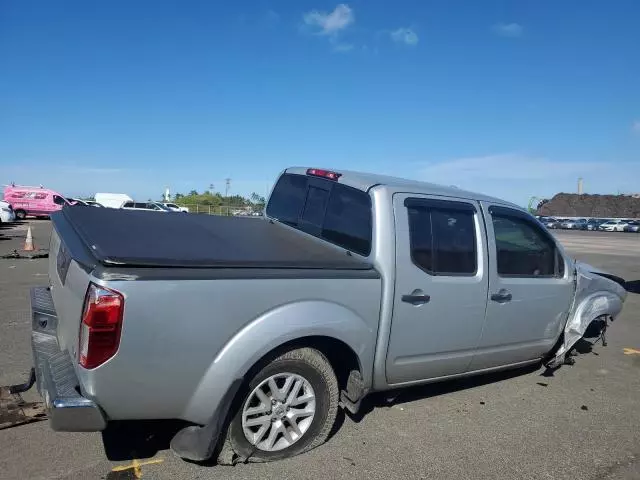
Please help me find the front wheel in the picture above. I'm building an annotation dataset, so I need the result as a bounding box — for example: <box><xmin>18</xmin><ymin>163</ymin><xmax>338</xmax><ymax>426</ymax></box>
<box><xmin>218</xmin><ymin>347</ymin><xmax>338</xmax><ymax>464</ymax></box>
<box><xmin>15</xmin><ymin>209</ymin><xmax>26</xmax><ymax>220</ymax></box>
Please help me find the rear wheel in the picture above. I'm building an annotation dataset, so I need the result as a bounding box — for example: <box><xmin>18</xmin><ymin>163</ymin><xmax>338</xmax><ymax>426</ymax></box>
<box><xmin>14</xmin><ymin>209</ymin><xmax>26</xmax><ymax>220</ymax></box>
<box><xmin>217</xmin><ymin>347</ymin><xmax>338</xmax><ymax>464</ymax></box>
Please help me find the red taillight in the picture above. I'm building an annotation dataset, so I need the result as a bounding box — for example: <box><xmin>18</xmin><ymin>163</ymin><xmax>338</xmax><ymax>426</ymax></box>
<box><xmin>306</xmin><ymin>168</ymin><xmax>342</xmax><ymax>181</ymax></box>
<box><xmin>79</xmin><ymin>283</ymin><xmax>124</xmax><ymax>369</ymax></box>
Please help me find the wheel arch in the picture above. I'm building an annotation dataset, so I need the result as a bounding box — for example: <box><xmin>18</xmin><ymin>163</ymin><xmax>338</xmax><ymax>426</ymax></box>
<box><xmin>182</xmin><ymin>300</ymin><xmax>376</xmax><ymax>426</ymax></box>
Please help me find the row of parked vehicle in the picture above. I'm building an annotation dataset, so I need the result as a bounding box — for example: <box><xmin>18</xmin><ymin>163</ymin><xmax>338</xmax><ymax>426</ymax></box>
<box><xmin>1</xmin><ymin>185</ymin><xmax>193</xmax><ymax>220</ymax></box>
<box><xmin>537</xmin><ymin>216</ymin><xmax>640</xmax><ymax>232</ymax></box>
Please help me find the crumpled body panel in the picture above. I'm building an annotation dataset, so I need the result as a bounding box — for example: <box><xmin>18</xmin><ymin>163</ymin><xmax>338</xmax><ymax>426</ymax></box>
<box><xmin>548</xmin><ymin>262</ymin><xmax>627</xmax><ymax>367</ymax></box>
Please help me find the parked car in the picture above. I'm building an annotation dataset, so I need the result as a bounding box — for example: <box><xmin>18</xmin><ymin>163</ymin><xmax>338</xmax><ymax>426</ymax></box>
<box><xmin>0</xmin><ymin>199</ymin><xmax>16</xmax><ymax>223</ymax></box>
<box><xmin>586</xmin><ymin>219</ymin><xmax>606</xmax><ymax>231</ymax></box>
<box><xmin>560</xmin><ymin>218</ymin><xmax>588</xmax><ymax>230</ymax></box>
<box><xmin>23</xmin><ymin>167</ymin><xmax>627</xmax><ymax>465</ymax></box>
<box><xmin>162</xmin><ymin>202</ymin><xmax>189</xmax><ymax>212</ymax></box>
<box><xmin>623</xmin><ymin>221</ymin><xmax>640</xmax><ymax>233</ymax></box>
<box><xmin>599</xmin><ymin>220</ymin><xmax>628</xmax><ymax>232</ymax></box>
<box><xmin>95</xmin><ymin>193</ymin><xmax>134</xmax><ymax>209</ymax></box>
<box><xmin>2</xmin><ymin>184</ymin><xmax>68</xmax><ymax>220</ymax></box>
<box><xmin>541</xmin><ymin>217</ymin><xmax>562</xmax><ymax>229</ymax></box>
<box><xmin>121</xmin><ymin>201</ymin><xmax>172</xmax><ymax>212</ymax></box>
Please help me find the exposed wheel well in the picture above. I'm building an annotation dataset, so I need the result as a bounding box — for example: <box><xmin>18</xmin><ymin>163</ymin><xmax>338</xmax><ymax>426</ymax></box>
<box><xmin>244</xmin><ymin>336</ymin><xmax>362</xmax><ymax>397</ymax></box>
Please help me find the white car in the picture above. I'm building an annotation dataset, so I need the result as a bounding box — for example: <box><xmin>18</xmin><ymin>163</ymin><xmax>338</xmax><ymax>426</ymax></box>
<box><xmin>161</xmin><ymin>202</ymin><xmax>189</xmax><ymax>213</ymax></box>
<box><xmin>599</xmin><ymin>220</ymin><xmax>628</xmax><ymax>232</ymax></box>
<box><xmin>121</xmin><ymin>201</ymin><xmax>172</xmax><ymax>212</ymax></box>
<box><xmin>0</xmin><ymin>200</ymin><xmax>16</xmax><ymax>223</ymax></box>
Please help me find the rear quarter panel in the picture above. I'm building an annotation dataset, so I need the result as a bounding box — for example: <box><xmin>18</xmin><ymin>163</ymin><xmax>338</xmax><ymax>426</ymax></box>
<box><xmin>80</xmin><ymin>275</ymin><xmax>382</xmax><ymax>424</ymax></box>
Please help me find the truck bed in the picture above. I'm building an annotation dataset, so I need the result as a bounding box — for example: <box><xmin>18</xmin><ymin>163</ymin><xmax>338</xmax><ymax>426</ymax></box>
<box><xmin>55</xmin><ymin>207</ymin><xmax>372</xmax><ymax>270</ymax></box>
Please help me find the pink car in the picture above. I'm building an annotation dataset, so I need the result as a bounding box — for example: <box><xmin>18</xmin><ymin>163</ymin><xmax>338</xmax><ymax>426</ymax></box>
<box><xmin>3</xmin><ymin>184</ymin><xmax>69</xmax><ymax>220</ymax></box>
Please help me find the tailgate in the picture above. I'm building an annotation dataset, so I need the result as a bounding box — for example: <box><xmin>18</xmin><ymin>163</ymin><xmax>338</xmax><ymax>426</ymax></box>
<box><xmin>49</xmin><ymin>226</ymin><xmax>92</xmax><ymax>357</ymax></box>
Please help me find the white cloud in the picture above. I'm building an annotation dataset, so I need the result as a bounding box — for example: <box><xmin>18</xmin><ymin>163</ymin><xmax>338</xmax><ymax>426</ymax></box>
<box><xmin>491</xmin><ymin>23</ymin><xmax>524</xmax><ymax>38</ymax></box>
<box><xmin>390</xmin><ymin>28</ymin><xmax>418</xmax><ymax>46</ymax></box>
<box><xmin>632</xmin><ymin>120</ymin><xmax>640</xmax><ymax>135</ymax></box>
<box><xmin>333</xmin><ymin>43</ymin><xmax>354</xmax><ymax>53</ymax></box>
<box><xmin>303</xmin><ymin>4</ymin><xmax>354</xmax><ymax>35</ymax></box>
<box><xmin>422</xmin><ymin>154</ymin><xmax>601</xmax><ymax>182</ymax></box>
<box><xmin>419</xmin><ymin>153</ymin><xmax>639</xmax><ymax>206</ymax></box>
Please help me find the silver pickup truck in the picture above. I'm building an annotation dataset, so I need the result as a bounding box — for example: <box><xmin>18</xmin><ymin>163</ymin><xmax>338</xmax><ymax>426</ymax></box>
<box><xmin>25</xmin><ymin>167</ymin><xmax>627</xmax><ymax>464</ymax></box>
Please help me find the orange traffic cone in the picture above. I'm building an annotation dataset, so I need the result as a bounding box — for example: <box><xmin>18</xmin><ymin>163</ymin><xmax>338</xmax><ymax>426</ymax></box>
<box><xmin>23</xmin><ymin>226</ymin><xmax>35</xmax><ymax>251</ymax></box>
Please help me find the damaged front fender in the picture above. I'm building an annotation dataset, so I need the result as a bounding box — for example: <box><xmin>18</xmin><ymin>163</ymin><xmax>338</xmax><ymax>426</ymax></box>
<box><xmin>547</xmin><ymin>262</ymin><xmax>627</xmax><ymax>367</ymax></box>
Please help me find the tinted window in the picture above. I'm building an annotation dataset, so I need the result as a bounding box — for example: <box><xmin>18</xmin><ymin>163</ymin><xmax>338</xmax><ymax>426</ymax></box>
<box><xmin>301</xmin><ymin>186</ymin><xmax>330</xmax><ymax>226</ymax></box>
<box><xmin>407</xmin><ymin>201</ymin><xmax>477</xmax><ymax>275</ymax></box>
<box><xmin>322</xmin><ymin>184</ymin><xmax>372</xmax><ymax>256</ymax></box>
<box><xmin>52</xmin><ymin>195</ymin><xmax>66</xmax><ymax>205</ymax></box>
<box><xmin>133</xmin><ymin>202</ymin><xmax>148</xmax><ymax>208</ymax></box>
<box><xmin>266</xmin><ymin>174</ymin><xmax>308</xmax><ymax>226</ymax></box>
<box><xmin>491</xmin><ymin>212</ymin><xmax>562</xmax><ymax>277</ymax></box>
<box><xmin>123</xmin><ymin>202</ymin><xmax>134</xmax><ymax>207</ymax></box>
<box><xmin>266</xmin><ymin>173</ymin><xmax>372</xmax><ymax>256</ymax></box>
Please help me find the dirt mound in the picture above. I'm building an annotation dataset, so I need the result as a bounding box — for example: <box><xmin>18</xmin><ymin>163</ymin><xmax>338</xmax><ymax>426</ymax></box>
<box><xmin>537</xmin><ymin>193</ymin><xmax>640</xmax><ymax>219</ymax></box>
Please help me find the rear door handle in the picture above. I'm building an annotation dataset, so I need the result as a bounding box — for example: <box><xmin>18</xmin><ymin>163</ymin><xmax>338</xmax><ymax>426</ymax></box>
<box><xmin>401</xmin><ymin>290</ymin><xmax>430</xmax><ymax>306</ymax></box>
<box><xmin>491</xmin><ymin>289</ymin><xmax>512</xmax><ymax>303</ymax></box>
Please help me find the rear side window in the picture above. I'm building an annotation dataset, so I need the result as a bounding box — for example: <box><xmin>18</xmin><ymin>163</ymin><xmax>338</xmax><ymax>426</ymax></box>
<box><xmin>322</xmin><ymin>184</ymin><xmax>372</xmax><ymax>255</ymax></box>
<box><xmin>405</xmin><ymin>199</ymin><xmax>477</xmax><ymax>276</ymax></box>
<box><xmin>267</xmin><ymin>174</ymin><xmax>308</xmax><ymax>226</ymax></box>
<box><xmin>266</xmin><ymin>173</ymin><xmax>372</xmax><ymax>256</ymax></box>
<box><xmin>490</xmin><ymin>208</ymin><xmax>563</xmax><ymax>278</ymax></box>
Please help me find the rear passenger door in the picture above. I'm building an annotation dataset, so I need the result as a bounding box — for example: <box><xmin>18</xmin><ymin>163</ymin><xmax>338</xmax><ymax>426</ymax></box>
<box><xmin>470</xmin><ymin>204</ymin><xmax>573</xmax><ymax>370</ymax></box>
<box><xmin>386</xmin><ymin>194</ymin><xmax>489</xmax><ymax>384</ymax></box>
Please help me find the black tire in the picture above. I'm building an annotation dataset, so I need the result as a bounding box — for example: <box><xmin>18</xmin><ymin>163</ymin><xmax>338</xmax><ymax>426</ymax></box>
<box><xmin>217</xmin><ymin>347</ymin><xmax>338</xmax><ymax>464</ymax></box>
<box><xmin>15</xmin><ymin>209</ymin><xmax>26</xmax><ymax>220</ymax></box>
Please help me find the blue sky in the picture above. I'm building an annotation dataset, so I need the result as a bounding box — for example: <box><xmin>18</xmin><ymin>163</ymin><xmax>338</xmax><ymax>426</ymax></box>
<box><xmin>1</xmin><ymin>0</ymin><xmax>639</xmax><ymax>205</ymax></box>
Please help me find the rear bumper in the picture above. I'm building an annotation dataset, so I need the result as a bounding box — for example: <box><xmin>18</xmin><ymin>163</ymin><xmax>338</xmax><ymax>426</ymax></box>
<box><xmin>30</xmin><ymin>287</ymin><xmax>107</xmax><ymax>432</ymax></box>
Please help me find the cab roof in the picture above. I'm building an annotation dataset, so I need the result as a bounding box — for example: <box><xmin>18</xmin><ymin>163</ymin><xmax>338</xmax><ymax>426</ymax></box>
<box><xmin>284</xmin><ymin>167</ymin><xmax>521</xmax><ymax>209</ymax></box>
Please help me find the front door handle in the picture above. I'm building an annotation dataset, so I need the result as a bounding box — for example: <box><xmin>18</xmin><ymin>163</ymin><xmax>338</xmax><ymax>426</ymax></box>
<box><xmin>402</xmin><ymin>289</ymin><xmax>430</xmax><ymax>306</ymax></box>
<box><xmin>491</xmin><ymin>289</ymin><xmax>512</xmax><ymax>303</ymax></box>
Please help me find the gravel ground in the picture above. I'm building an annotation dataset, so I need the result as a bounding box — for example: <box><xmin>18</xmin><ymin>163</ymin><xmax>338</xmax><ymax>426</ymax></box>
<box><xmin>0</xmin><ymin>221</ymin><xmax>639</xmax><ymax>480</ymax></box>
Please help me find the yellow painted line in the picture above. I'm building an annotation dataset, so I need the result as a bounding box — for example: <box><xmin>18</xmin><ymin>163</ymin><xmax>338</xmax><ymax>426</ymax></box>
<box><xmin>111</xmin><ymin>458</ymin><xmax>164</xmax><ymax>478</ymax></box>
<box><xmin>623</xmin><ymin>348</ymin><xmax>640</xmax><ymax>355</ymax></box>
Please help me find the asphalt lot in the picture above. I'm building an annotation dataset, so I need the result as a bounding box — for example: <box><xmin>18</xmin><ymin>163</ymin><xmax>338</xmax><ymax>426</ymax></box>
<box><xmin>1</xmin><ymin>221</ymin><xmax>639</xmax><ymax>480</ymax></box>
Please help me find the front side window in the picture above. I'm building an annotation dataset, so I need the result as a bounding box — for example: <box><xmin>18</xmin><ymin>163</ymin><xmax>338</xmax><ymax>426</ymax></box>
<box><xmin>406</xmin><ymin>199</ymin><xmax>477</xmax><ymax>276</ymax></box>
<box><xmin>491</xmin><ymin>208</ymin><xmax>563</xmax><ymax>277</ymax></box>
<box><xmin>123</xmin><ymin>202</ymin><xmax>134</xmax><ymax>208</ymax></box>
<box><xmin>52</xmin><ymin>195</ymin><xmax>66</xmax><ymax>205</ymax></box>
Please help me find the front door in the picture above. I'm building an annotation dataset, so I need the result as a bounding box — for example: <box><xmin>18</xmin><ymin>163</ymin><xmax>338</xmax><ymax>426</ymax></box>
<box><xmin>469</xmin><ymin>203</ymin><xmax>574</xmax><ymax>370</ymax></box>
<box><xmin>386</xmin><ymin>194</ymin><xmax>489</xmax><ymax>385</ymax></box>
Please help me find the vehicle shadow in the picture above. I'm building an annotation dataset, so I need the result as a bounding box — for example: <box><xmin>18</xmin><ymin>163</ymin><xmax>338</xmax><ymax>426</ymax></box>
<box><xmin>348</xmin><ymin>363</ymin><xmax>541</xmax><ymax>423</ymax></box>
<box><xmin>626</xmin><ymin>280</ymin><xmax>640</xmax><ymax>294</ymax></box>
<box><xmin>101</xmin><ymin>364</ymin><xmax>543</xmax><ymax>464</ymax></box>
<box><xmin>101</xmin><ymin>419</ymin><xmax>189</xmax><ymax>461</ymax></box>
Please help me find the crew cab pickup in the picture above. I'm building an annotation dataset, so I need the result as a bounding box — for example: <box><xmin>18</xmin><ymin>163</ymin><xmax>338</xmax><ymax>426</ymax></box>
<box><xmin>27</xmin><ymin>167</ymin><xmax>627</xmax><ymax>464</ymax></box>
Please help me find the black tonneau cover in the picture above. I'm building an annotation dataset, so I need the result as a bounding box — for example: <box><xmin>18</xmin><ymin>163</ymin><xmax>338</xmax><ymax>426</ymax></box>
<box><xmin>58</xmin><ymin>207</ymin><xmax>372</xmax><ymax>270</ymax></box>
